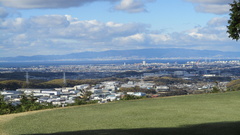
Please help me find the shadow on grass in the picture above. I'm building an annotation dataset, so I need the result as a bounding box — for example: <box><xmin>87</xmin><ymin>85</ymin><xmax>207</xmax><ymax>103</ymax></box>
<box><xmin>25</xmin><ymin>121</ymin><xmax>240</xmax><ymax>135</ymax></box>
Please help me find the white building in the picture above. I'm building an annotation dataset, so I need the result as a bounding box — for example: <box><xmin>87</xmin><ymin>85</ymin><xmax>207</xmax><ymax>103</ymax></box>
<box><xmin>74</xmin><ymin>84</ymin><xmax>90</xmax><ymax>90</ymax></box>
<box><xmin>156</xmin><ymin>86</ymin><xmax>170</xmax><ymax>92</ymax></box>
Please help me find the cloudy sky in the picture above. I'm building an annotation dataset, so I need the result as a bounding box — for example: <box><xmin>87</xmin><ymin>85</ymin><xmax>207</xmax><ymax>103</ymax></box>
<box><xmin>0</xmin><ymin>0</ymin><xmax>238</xmax><ymax>57</ymax></box>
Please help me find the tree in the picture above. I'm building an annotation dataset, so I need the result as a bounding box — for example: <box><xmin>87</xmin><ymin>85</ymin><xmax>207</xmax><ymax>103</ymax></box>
<box><xmin>0</xmin><ymin>94</ymin><xmax>15</xmax><ymax>114</ymax></box>
<box><xmin>227</xmin><ymin>0</ymin><xmax>240</xmax><ymax>41</ymax></box>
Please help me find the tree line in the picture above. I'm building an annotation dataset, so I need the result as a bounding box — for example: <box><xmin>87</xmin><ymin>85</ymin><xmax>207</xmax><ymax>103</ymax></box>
<box><xmin>0</xmin><ymin>93</ymin><xmax>55</xmax><ymax>115</ymax></box>
<box><xmin>0</xmin><ymin>77</ymin><xmax>129</xmax><ymax>90</ymax></box>
<box><xmin>0</xmin><ymin>92</ymin><xmax>98</xmax><ymax>115</ymax></box>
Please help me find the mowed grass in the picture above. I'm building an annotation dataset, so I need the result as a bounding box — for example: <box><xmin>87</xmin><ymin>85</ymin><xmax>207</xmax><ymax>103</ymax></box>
<box><xmin>2</xmin><ymin>91</ymin><xmax>240</xmax><ymax>135</ymax></box>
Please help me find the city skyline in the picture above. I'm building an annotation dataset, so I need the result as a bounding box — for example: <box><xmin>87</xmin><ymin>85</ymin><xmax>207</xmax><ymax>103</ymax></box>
<box><xmin>0</xmin><ymin>0</ymin><xmax>239</xmax><ymax>57</ymax></box>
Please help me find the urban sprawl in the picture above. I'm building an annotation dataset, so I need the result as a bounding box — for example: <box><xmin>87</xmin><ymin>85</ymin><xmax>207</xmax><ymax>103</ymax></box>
<box><xmin>1</xmin><ymin>60</ymin><xmax>240</xmax><ymax>107</ymax></box>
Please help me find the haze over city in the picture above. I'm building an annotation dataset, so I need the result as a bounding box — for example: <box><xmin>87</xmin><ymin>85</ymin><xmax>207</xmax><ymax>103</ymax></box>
<box><xmin>0</xmin><ymin>0</ymin><xmax>239</xmax><ymax>57</ymax></box>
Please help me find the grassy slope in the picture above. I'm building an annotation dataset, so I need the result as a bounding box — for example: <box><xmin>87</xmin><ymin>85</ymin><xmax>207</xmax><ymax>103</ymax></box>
<box><xmin>2</xmin><ymin>91</ymin><xmax>240</xmax><ymax>135</ymax></box>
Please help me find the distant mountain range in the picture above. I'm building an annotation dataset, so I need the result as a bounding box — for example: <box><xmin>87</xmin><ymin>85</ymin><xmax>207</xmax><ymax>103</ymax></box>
<box><xmin>1</xmin><ymin>48</ymin><xmax>240</xmax><ymax>62</ymax></box>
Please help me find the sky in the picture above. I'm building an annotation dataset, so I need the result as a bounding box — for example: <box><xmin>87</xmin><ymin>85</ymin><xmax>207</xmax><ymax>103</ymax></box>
<box><xmin>0</xmin><ymin>0</ymin><xmax>239</xmax><ymax>57</ymax></box>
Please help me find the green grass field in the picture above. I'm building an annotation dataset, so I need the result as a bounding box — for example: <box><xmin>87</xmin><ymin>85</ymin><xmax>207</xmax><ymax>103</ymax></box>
<box><xmin>1</xmin><ymin>91</ymin><xmax>240</xmax><ymax>135</ymax></box>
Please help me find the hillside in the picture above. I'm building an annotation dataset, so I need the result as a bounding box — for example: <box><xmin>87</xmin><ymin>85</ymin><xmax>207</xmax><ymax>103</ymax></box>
<box><xmin>1</xmin><ymin>92</ymin><xmax>240</xmax><ymax>135</ymax></box>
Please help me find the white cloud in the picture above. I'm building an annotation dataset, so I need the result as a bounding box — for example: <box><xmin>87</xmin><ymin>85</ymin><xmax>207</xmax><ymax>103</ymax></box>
<box><xmin>207</xmin><ymin>17</ymin><xmax>229</xmax><ymax>26</ymax></box>
<box><xmin>185</xmin><ymin>0</ymin><xmax>231</xmax><ymax>4</ymax></box>
<box><xmin>195</xmin><ymin>4</ymin><xmax>230</xmax><ymax>14</ymax></box>
<box><xmin>0</xmin><ymin>15</ymin><xmax>151</xmax><ymax>56</ymax></box>
<box><xmin>114</xmin><ymin>0</ymin><xmax>154</xmax><ymax>13</ymax></box>
<box><xmin>180</xmin><ymin>17</ymin><xmax>229</xmax><ymax>43</ymax></box>
<box><xmin>148</xmin><ymin>34</ymin><xmax>170</xmax><ymax>43</ymax></box>
<box><xmin>0</xmin><ymin>7</ymin><xmax>8</xmax><ymax>18</ymax></box>
<box><xmin>1</xmin><ymin>18</ymin><xmax>28</xmax><ymax>32</ymax></box>
<box><xmin>114</xmin><ymin>33</ymin><xmax>171</xmax><ymax>46</ymax></box>
<box><xmin>0</xmin><ymin>0</ymin><xmax>100</xmax><ymax>9</ymax></box>
<box><xmin>114</xmin><ymin>33</ymin><xmax>146</xmax><ymax>44</ymax></box>
<box><xmin>0</xmin><ymin>14</ymin><xmax>239</xmax><ymax>57</ymax></box>
<box><xmin>185</xmin><ymin>0</ymin><xmax>234</xmax><ymax>14</ymax></box>
<box><xmin>30</xmin><ymin>15</ymin><xmax>70</xmax><ymax>28</ymax></box>
<box><xmin>0</xmin><ymin>0</ymin><xmax>153</xmax><ymax>13</ymax></box>
<box><xmin>112</xmin><ymin>17</ymin><xmax>231</xmax><ymax>48</ymax></box>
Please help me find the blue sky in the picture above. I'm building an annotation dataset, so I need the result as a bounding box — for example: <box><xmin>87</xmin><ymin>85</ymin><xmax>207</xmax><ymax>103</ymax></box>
<box><xmin>0</xmin><ymin>0</ymin><xmax>238</xmax><ymax>57</ymax></box>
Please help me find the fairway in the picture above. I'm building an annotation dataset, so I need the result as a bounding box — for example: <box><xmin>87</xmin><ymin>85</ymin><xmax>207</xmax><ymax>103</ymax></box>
<box><xmin>1</xmin><ymin>92</ymin><xmax>240</xmax><ymax>135</ymax></box>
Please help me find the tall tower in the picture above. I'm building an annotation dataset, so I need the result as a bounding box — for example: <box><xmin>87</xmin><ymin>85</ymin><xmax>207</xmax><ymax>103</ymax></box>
<box><xmin>25</xmin><ymin>72</ymin><xmax>29</xmax><ymax>88</ymax></box>
<box><xmin>143</xmin><ymin>60</ymin><xmax>146</xmax><ymax>65</ymax></box>
<box><xmin>26</xmin><ymin>72</ymin><xmax>29</xmax><ymax>85</ymax></box>
<box><xmin>63</xmin><ymin>72</ymin><xmax>67</xmax><ymax>86</ymax></box>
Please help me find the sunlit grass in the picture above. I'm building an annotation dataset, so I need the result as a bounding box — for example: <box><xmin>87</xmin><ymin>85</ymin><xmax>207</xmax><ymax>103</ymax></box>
<box><xmin>2</xmin><ymin>91</ymin><xmax>240</xmax><ymax>135</ymax></box>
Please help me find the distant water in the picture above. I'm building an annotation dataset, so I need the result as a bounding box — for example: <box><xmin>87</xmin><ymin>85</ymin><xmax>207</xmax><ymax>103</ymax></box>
<box><xmin>0</xmin><ymin>59</ymin><xmax>238</xmax><ymax>68</ymax></box>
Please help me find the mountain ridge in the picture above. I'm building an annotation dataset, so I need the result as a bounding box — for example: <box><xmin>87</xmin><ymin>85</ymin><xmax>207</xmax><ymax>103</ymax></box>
<box><xmin>1</xmin><ymin>48</ymin><xmax>240</xmax><ymax>62</ymax></box>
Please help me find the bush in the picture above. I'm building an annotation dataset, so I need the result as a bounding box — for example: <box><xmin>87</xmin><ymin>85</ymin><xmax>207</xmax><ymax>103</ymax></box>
<box><xmin>121</xmin><ymin>95</ymin><xmax>145</xmax><ymax>100</ymax></box>
<box><xmin>212</xmin><ymin>87</ymin><xmax>220</xmax><ymax>93</ymax></box>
